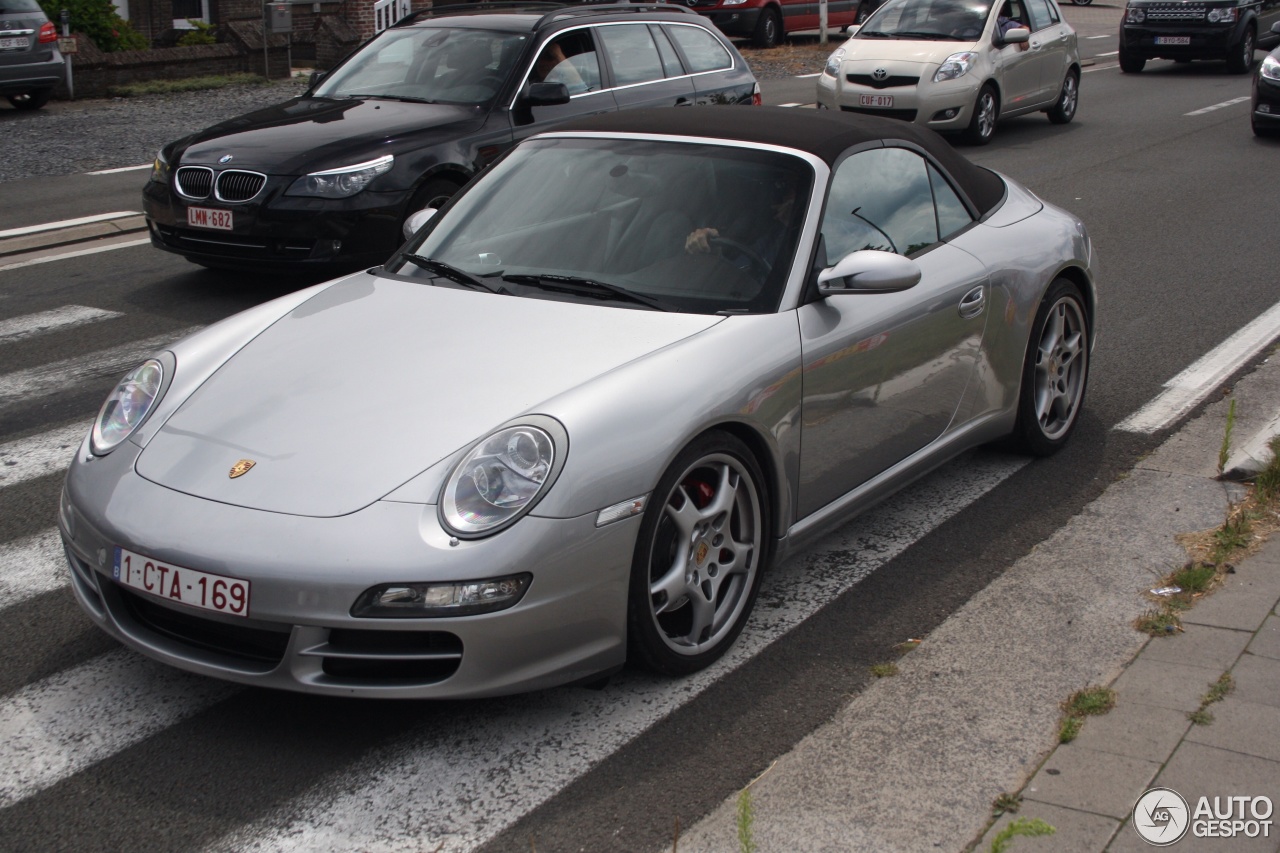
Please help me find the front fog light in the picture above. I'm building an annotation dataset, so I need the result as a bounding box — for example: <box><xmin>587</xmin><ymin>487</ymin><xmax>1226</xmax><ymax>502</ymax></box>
<box><xmin>353</xmin><ymin>574</ymin><xmax>532</xmax><ymax>618</ymax></box>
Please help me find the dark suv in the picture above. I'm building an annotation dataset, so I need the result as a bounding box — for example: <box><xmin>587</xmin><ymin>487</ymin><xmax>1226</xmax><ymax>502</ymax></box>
<box><xmin>0</xmin><ymin>0</ymin><xmax>64</xmax><ymax>110</ymax></box>
<box><xmin>1119</xmin><ymin>0</ymin><xmax>1280</xmax><ymax>73</ymax></box>
<box><xmin>143</xmin><ymin>2</ymin><xmax>760</xmax><ymax>273</ymax></box>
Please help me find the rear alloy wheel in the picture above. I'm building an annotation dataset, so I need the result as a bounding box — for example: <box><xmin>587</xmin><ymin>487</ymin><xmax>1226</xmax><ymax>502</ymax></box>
<box><xmin>1119</xmin><ymin>44</ymin><xmax>1145</xmax><ymax>73</ymax></box>
<box><xmin>1013</xmin><ymin>279</ymin><xmax>1090</xmax><ymax>456</ymax></box>
<box><xmin>752</xmin><ymin>8</ymin><xmax>783</xmax><ymax>48</ymax></box>
<box><xmin>627</xmin><ymin>432</ymin><xmax>769</xmax><ymax>676</ymax></box>
<box><xmin>1047</xmin><ymin>70</ymin><xmax>1079</xmax><ymax>124</ymax></box>
<box><xmin>7</xmin><ymin>89</ymin><xmax>51</xmax><ymax>110</ymax></box>
<box><xmin>962</xmin><ymin>84</ymin><xmax>999</xmax><ymax>145</ymax></box>
<box><xmin>1226</xmin><ymin>26</ymin><xmax>1255</xmax><ymax>74</ymax></box>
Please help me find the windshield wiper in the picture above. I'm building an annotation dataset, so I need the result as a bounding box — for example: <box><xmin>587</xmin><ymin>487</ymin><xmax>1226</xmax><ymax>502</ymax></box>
<box><xmin>858</xmin><ymin>29</ymin><xmax>894</xmax><ymax>37</ymax></box>
<box><xmin>890</xmin><ymin>30</ymin><xmax>967</xmax><ymax>39</ymax></box>
<box><xmin>502</xmin><ymin>273</ymin><xmax>673</xmax><ymax>311</ymax></box>
<box><xmin>400</xmin><ymin>254</ymin><xmax>506</xmax><ymax>293</ymax></box>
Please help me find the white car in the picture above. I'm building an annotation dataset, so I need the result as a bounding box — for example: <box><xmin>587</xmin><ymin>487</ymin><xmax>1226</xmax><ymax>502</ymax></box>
<box><xmin>816</xmin><ymin>0</ymin><xmax>1080</xmax><ymax>144</ymax></box>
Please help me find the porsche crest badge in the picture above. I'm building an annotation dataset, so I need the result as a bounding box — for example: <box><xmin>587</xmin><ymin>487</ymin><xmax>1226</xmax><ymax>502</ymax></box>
<box><xmin>229</xmin><ymin>459</ymin><xmax>256</xmax><ymax>479</ymax></box>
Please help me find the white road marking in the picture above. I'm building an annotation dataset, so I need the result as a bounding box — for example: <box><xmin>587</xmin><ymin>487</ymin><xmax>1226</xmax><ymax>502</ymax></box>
<box><xmin>1118</xmin><ymin>299</ymin><xmax>1280</xmax><ymax>433</ymax></box>
<box><xmin>0</xmin><ymin>237</ymin><xmax>152</xmax><ymax>273</ymax></box>
<box><xmin>797</xmin><ymin>72</ymin><xmax>823</xmax><ymax>78</ymax></box>
<box><xmin>1086</xmin><ymin>34</ymin><xmax>1112</xmax><ymax>39</ymax></box>
<box><xmin>0</xmin><ymin>329</ymin><xmax>197</xmax><ymax>410</ymax></box>
<box><xmin>0</xmin><ymin>529</ymin><xmax>68</xmax><ymax>608</ymax></box>
<box><xmin>0</xmin><ymin>305</ymin><xmax>123</xmax><ymax>344</ymax></box>
<box><xmin>0</xmin><ymin>650</ymin><xmax>236</xmax><ymax>808</ymax></box>
<box><xmin>210</xmin><ymin>451</ymin><xmax>1029</xmax><ymax>853</ymax></box>
<box><xmin>779</xmin><ymin>102</ymin><xmax>804</xmax><ymax>107</ymax></box>
<box><xmin>1186</xmin><ymin>95</ymin><xmax>1251</xmax><ymax>116</ymax></box>
<box><xmin>1097</xmin><ymin>50</ymin><xmax>1119</xmax><ymax>56</ymax></box>
<box><xmin>86</xmin><ymin>164</ymin><xmax>151</xmax><ymax>175</ymax></box>
<box><xmin>0</xmin><ymin>212</ymin><xmax>142</xmax><ymax>239</ymax></box>
<box><xmin>1083</xmin><ymin>63</ymin><xmax>1116</xmax><ymax>72</ymax></box>
<box><xmin>0</xmin><ymin>422</ymin><xmax>87</xmax><ymax>488</ymax></box>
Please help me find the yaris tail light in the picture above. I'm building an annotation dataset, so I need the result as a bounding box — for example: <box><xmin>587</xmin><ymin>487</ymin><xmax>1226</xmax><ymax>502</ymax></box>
<box><xmin>38</xmin><ymin>22</ymin><xmax>57</xmax><ymax>43</ymax></box>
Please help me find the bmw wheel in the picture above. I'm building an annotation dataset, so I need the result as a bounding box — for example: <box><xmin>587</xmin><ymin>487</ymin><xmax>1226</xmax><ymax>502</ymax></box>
<box><xmin>1013</xmin><ymin>280</ymin><xmax>1090</xmax><ymax>456</ymax></box>
<box><xmin>1047</xmin><ymin>70</ymin><xmax>1079</xmax><ymax>124</ymax></box>
<box><xmin>962</xmin><ymin>84</ymin><xmax>999</xmax><ymax>145</ymax></box>
<box><xmin>627</xmin><ymin>431</ymin><xmax>769</xmax><ymax>676</ymax></box>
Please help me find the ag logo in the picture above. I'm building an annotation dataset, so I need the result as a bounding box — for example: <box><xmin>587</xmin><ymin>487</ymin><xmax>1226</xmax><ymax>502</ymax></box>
<box><xmin>1133</xmin><ymin>787</ymin><xmax>1190</xmax><ymax>846</ymax></box>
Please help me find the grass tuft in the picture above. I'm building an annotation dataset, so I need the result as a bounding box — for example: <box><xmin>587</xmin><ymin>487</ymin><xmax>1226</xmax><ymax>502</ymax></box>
<box><xmin>1219</xmin><ymin>398</ymin><xmax>1237</xmax><ymax>473</ymax></box>
<box><xmin>1137</xmin><ymin>608</ymin><xmax>1183</xmax><ymax>636</ymax></box>
<box><xmin>1058</xmin><ymin>717</ymin><xmax>1082</xmax><ymax>744</ymax></box>
<box><xmin>989</xmin><ymin>817</ymin><xmax>1055</xmax><ymax>853</ymax></box>
<box><xmin>870</xmin><ymin>662</ymin><xmax>899</xmax><ymax>678</ymax></box>
<box><xmin>1188</xmin><ymin>708</ymin><xmax>1214</xmax><ymax>726</ymax></box>
<box><xmin>1170</xmin><ymin>562</ymin><xmax>1217</xmax><ymax>594</ymax></box>
<box><xmin>991</xmin><ymin>792</ymin><xmax>1022</xmax><ymax>817</ymax></box>
<box><xmin>1064</xmin><ymin>686</ymin><xmax>1117</xmax><ymax>717</ymax></box>
<box><xmin>736</xmin><ymin>788</ymin><xmax>756</xmax><ymax>853</ymax></box>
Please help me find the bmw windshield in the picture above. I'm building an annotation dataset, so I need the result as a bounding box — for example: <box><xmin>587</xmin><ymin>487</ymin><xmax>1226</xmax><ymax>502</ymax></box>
<box><xmin>314</xmin><ymin>27</ymin><xmax>527</xmax><ymax>106</ymax></box>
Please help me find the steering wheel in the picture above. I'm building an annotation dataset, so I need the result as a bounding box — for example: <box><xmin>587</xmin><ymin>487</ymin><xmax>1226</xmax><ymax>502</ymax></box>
<box><xmin>707</xmin><ymin>236</ymin><xmax>771</xmax><ymax>279</ymax></box>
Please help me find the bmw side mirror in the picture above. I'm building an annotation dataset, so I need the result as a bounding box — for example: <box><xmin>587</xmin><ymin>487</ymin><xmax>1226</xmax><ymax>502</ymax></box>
<box><xmin>308</xmin><ymin>69</ymin><xmax>326</xmax><ymax>90</ymax></box>
<box><xmin>999</xmin><ymin>27</ymin><xmax>1030</xmax><ymax>46</ymax></box>
<box><xmin>524</xmin><ymin>82</ymin><xmax>571</xmax><ymax>106</ymax></box>
<box><xmin>817</xmin><ymin>250</ymin><xmax>921</xmax><ymax>295</ymax></box>
<box><xmin>1272</xmin><ymin>20</ymin><xmax>1280</xmax><ymax>35</ymax></box>
<box><xmin>402</xmin><ymin>208</ymin><xmax>437</xmax><ymax>240</ymax></box>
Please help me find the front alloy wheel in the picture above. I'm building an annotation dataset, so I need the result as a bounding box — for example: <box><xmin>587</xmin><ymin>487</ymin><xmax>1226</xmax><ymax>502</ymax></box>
<box><xmin>627</xmin><ymin>432</ymin><xmax>768</xmax><ymax>676</ymax></box>
<box><xmin>1047</xmin><ymin>70</ymin><xmax>1079</xmax><ymax>124</ymax></box>
<box><xmin>1014</xmin><ymin>280</ymin><xmax>1090</xmax><ymax>455</ymax></box>
<box><xmin>962</xmin><ymin>85</ymin><xmax>999</xmax><ymax>145</ymax></box>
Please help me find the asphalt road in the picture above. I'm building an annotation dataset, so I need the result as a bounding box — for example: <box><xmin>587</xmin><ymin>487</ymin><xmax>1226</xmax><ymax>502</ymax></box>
<box><xmin>2</xmin><ymin>14</ymin><xmax>1279</xmax><ymax>851</ymax></box>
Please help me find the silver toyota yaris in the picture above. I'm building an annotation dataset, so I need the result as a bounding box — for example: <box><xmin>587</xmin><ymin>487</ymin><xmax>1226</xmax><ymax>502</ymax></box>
<box><xmin>60</xmin><ymin>107</ymin><xmax>1097</xmax><ymax>699</ymax></box>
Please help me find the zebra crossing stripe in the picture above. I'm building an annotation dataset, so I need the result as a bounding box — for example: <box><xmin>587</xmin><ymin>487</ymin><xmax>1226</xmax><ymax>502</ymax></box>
<box><xmin>0</xmin><ymin>422</ymin><xmax>88</xmax><ymax>488</ymax></box>
<box><xmin>0</xmin><ymin>306</ymin><xmax>123</xmax><ymax>344</ymax></box>
<box><xmin>0</xmin><ymin>529</ymin><xmax>67</xmax><ymax>609</ymax></box>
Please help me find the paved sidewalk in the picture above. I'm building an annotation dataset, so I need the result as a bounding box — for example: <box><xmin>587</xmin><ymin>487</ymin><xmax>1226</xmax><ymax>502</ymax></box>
<box><xmin>669</xmin><ymin>337</ymin><xmax>1280</xmax><ymax>851</ymax></box>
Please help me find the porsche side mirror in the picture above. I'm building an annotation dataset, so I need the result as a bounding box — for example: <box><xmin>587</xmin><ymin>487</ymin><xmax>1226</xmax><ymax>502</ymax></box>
<box><xmin>998</xmin><ymin>26</ymin><xmax>1030</xmax><ymax>46</ymax></box>
<box><xmin>817</xmin><ymin>250</ymin><xmax>922</xmax><ymax>295</ymax></box>
<box><xmin>402</xmin><ymin>208</ymin><xmax>437</xmax><ymax>240</ymax></box>
<box><xmin>308</xmin><ymin>69</ymin><xmax>326</xmax><ymax>89</ymax></box>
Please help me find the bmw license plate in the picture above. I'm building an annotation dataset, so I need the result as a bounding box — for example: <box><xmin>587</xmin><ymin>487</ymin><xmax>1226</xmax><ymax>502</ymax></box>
<box><xmin>187</xmin><ymin>206</ymin><xmax>233</xmax><ymax>230</ymax></box>
<box><xmin>1154</xmin><ymin>36</ymin><xmax>1191</xmax><ymax>45</ymax></box>
<box><xmin>859</xmin><ymin>94</ymin><xmax>894</xmax><ymax>108</ymax></box>
<box><xmin>113</xmin><ymin>546</ymin><xmax>251</xmax><ymax>617</ymax></box>
<box><xmin>0</xmin><ymin>36</ymin><xmax>28</xmax><ymax>50</ymax></box>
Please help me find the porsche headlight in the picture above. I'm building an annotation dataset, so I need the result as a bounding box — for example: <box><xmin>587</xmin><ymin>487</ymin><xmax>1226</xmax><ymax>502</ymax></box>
<box><xmin>934</xmin><ymin>51</ymin><xmax>978</xmax><ymax>83</ymax></box>
<box><xmin>1263</xmin><ymin>53</ymin><xmax>1280</xmax><ymax>80</ymax></box>
<box><xmin>824</xmin><ymin>47</ymin><xmax>847</xmax><ymax>77</ymax></box>
<box><xmin>285</xmin><ymin>154</ymin><xmax>394</xmax><ymax>199</ymax></box>
<box><xmin>441</xmin><ymin>424</ymin><xmax>559</xmax><ymax>537</ymax></box>
<box><xmin>91</xmin><ymin>359</ymin><xmax>164</xmax><ymax>455</ymax></box>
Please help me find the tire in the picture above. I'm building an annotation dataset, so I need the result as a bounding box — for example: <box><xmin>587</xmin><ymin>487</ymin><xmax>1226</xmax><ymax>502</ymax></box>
<box><xmin>1226</xmin><ymin>25</ymin><xmax>1255</xmax><ymax>74</ymax></box>
<box><xmin>752</xmin><ymin>7</ymin><xmax>783</xmax><ymax>48</ymax></box>
<box><xmin>856</xmin><ymin>1</ymin><xmax>873</xmax><ymax>23</ymax></box>
<box><xmin>626</xmin><ymin>431</ymin><xmax>770</xmax><ymax>676</ymax></box>
<box><xmin>7</xmin><ymin>89</ymin><xmax>51</xmax><ymax>110</ymax></box>
<box><xmin>962</xmin><ymin>84</ymin><xmax>999</xmax><ymax>145</ymax></box>
<box><xmin>1071</xmin><ymin>0</ymin><xmax>1092</xmax><ymax>5</ymax></box>
<box><xmin>1119</xmin><ymin>45</ymin><xmax>1145</xmax><ymax>73</ymax></box>
<box><xmin>1046</xmin><ymin>69</ymin><xmax>1079</xmax><ymax>124</ymax></box>
<box><xmin>1012</xmin><ymin>279</ymin><xmax>1090</xmax><ymax>456</ymax></box>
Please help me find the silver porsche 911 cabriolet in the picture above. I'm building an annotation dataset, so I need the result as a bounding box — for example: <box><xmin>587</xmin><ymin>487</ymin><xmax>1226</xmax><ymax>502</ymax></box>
<box><xmin>60</xmin><ymin>107</ymin><xmax>1096</xmax><ymax>699</ymax></box>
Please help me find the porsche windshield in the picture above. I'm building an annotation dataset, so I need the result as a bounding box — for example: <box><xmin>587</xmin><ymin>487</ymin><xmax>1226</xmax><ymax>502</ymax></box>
<box><xmin>314</xmin><ymin>27</ymin><xmax>527</xmax><ymax>106</ymax></box>
<box><xmin>858</xmin><ymin>0</ymin><xmax>995</xmax><ymax>40</ymax></box>
<box><xmin>394</xmin><ymin>138</ymin><xmax>814</xmax><ymax>315</ymax></box>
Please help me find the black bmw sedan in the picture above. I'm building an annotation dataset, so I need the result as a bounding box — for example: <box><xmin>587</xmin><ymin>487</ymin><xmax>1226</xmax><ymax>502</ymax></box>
<box><xmin>143</xmin><ymin>2</ymin><xmax>760</xmax><ymax>273</ymax></box>
<box><xmin>1254</xmin><ymin>21</ymin><xmax>1280</xmax><ymax>136</ymax></box>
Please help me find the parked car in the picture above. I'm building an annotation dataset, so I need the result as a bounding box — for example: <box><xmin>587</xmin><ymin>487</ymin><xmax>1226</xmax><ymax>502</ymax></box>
<box><xmin>815</xmin><ymin>0</ymin><xmax>1080</xmax><ymax>145</ymax></box>
<box><xmin>1252</xmin><ymin>21</ymin><xmax>1280</xmax><ymax>134</ymax></box>
<box><xmin>0</xmin><ymin>0</ymin><xmax>64</xmax><ymax>110</ymax></box>
<box><xmin>689</xmin><ymin>0</ymin><xmax>862</xmax><ymax>48</ymax></box>
<box><xmin>63</xmin><ymin>107</ymin><xmax>1097</xmax><ymax>699</ymax></box>
<box><xmin>142</xmin><ymin>2</ymin><xmax>759</xmax><ymax>274</ymax></box>
<box><xmin>1119</xmin><ymin>0</ymin><xmax>1280</xmax><ymax>73</ymax></box>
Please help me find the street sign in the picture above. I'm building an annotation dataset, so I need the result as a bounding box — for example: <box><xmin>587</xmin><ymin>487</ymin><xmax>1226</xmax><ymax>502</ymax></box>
<box><xmin>58</xmin><ymin>36</ymin><xmax>78</xmax><ymax>54</ymax></box>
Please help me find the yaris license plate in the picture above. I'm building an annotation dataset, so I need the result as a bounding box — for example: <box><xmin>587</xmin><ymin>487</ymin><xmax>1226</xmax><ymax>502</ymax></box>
<box><xmin>1154</xmin><ymin>36</ymin><xmax>1191</xmax><ymax>45</ymax></box>
<box><xmin>187</xmin><ymin>206</ymin><xmax>233</xmax><ymax>230</ymax></box>
<box><xmin>859</xmin><ymin>94</ymin><xmax>894</xmax><ymax>108</ymax></box>
<box><xmin>113</xmin><ymin>546</ymin><xmax>251</xmax><ymax>617</ymax></box>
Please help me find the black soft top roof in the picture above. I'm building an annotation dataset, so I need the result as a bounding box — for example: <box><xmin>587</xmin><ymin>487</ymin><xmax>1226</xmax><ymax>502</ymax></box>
<box><xmin>548</xmin><ymin>107</ymin><xmax>1007</xmax><ymax>217</ymax></box>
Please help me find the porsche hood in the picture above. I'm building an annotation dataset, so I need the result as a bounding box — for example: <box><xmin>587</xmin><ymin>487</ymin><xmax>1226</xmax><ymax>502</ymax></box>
<box><xmin>135</xmin><ymin>276</ymin><xmax>721</xmax><ymax>517</ymax></box>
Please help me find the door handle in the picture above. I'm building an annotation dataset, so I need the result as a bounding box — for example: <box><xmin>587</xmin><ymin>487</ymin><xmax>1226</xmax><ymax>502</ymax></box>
<box><xmin>958</xmin><ymin>285</ymin><xmax>986</xmax><ymax>319</ymax></box>
<box><xmin>675</xmin><ymin>97</ymin><xmax>693</xmax><ymax>107</ymax></box>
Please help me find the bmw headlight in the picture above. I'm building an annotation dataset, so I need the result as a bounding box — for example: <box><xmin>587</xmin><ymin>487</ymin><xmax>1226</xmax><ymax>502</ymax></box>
<box><xmin>441</xmin><ymin>421</ymin><xmax>565</xmax><ymax>537</ymax></box>
<box><xmin>150</xmin><ymin>149</ymin><xmax>170</xmax><ymax>184</ymax></box>
<box><xmin>1263</xmin><ymin>53</ymin><xmax>1280</xmax><ymax>80</ymax></box>
<box><xmin>1125</xmin><ymin>5</ymin><xmax>1145</xmax><ymax>22</ymax></box>
<box><xmin>91</xmin><ymin>359</ymin><xmax>164</xmax><ymax>455</ymax></box>
<box><xmin>286</xmin><ymin>154</ymin><xmax>394</xmax><ymax>199</ymax></box>
<box><xmin>1207</xmin><ymin>6</ymin><xmax>1237</xmax><ymax>22</ymax></box>
<box><xmin>824</xmin><ymin>48</ymin><xmax>847</xmax><ymax>77</ymax></box>
<box><xmin>934</xmin><ymin>51</ymin><xmax>978</xmax><ymax>82</ymax></box>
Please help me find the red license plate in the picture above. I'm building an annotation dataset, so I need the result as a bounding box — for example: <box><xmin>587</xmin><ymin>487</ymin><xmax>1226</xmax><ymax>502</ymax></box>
<box><xmin>859</xmin><ymin>94</ymin><xmax>894</xmax><ymax>108</ymax></box>
<box><xmin>187</xmin><ymin>206</ymin><xmax>233</xmax><ymax>230</ymax></box>
<box><xmin>113</xmin><ymin>546</ymin><xmax>251</xmax><ymax>617</ymax></box>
